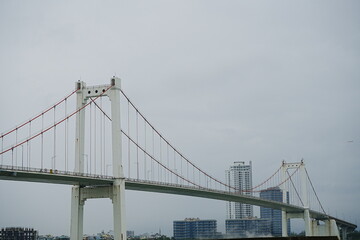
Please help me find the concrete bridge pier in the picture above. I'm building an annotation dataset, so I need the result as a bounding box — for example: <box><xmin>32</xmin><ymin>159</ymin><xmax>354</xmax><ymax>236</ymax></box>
<box><xmin>70</xmin><ymin>184</ymin><xmax>126</xmax><ymax>240</ymax></box>
<box><xmin>282</xmin><ymin>211</ymin><xmax>288</xmax><ymax>237</ymax></box>
<box><xmin>311</xmin><ymin>219</ymin><xmax>340</xmax><ymax>239</ymax></box>
<box><xmin>282</xmin><ymin>210</ymin><xmax>340</xmax><ymax>239</ymax></box>
<box><xmin>304</xmin><ymin>208</ymin><xmax>313</xmax><ymax>236</ymax></box>
<box><xmin>113</xmin><ymin>179</ymin><xmax>126</xmax><ymax>240</ymax></box>
<box><xmin>281</xmin><ymin>210</ymin><xmax>313</xmax><ymax>237</ymax></box>
<box><xmin>70</xmin><ymin>186</ymin><xmax>84</xmax><ymax>240</ymax></box>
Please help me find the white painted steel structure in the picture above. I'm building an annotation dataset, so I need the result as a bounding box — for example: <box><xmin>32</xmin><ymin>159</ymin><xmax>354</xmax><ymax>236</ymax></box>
<box><xmin>71</xmin><ymin>78</ymin><xmax>126</xmax><ymax>240</ymax></box>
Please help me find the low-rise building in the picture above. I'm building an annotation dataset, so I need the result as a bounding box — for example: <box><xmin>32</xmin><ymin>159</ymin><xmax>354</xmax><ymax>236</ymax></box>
<box><xmin>0</xmin><ymin>227</ymin><xmax>38</xmax><ymax>240</ymax></box>
<box><xmin>173</xmin><ymin>218</ymin><xmax>217</xmax><ymax>240</ymax></box>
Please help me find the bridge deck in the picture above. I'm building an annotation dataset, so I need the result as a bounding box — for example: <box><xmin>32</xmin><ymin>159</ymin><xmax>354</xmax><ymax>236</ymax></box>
<box><xmin>0</xmin><ymin>167</ymin><xmax>356</xmax><ymax>231</ymax></box>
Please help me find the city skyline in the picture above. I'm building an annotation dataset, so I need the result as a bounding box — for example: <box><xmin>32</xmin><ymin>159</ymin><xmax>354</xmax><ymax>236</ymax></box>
<box><xmin>1</xmin><ymin>0</ymin><xmax>359</xmax><ymax>237</ymax></box>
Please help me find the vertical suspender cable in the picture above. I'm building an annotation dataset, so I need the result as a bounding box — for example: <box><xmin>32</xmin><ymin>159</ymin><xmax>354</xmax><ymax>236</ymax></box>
<box><xmin>28</xmin><ymin>121</ymin><xmax>31</xmax><ymax>168</ymax></box>
<box><xmin>167</xmin><ymin>143</ymin><xmax>169</xmax><ymax>183</ymax></box>
<box><xmin>103</xmin><ymin>102</ymin><xmax>106</xmax><ymax>175</ymax></box>
<box><xmin>21</xmin><ymin>142</ymin><xmax>28</xmax><ymax>171</ymax></box>
<box><xmin>152</xmin><ymin>127</ymin><xmax>154</xmax><ymax>181</ymax></box>
<box><xmin>103</xmin><ymin>103</ymin><xmax>105</xmax><ymax>175</ymax></box>
<box><xmin>199</xmin><ymin>169</ymin><xmax>201</xmax><ymax>187</ymax></box>
<box><xmin>136</xmin><ymin>111</ymin><xmax>139</xmax><ymax>179</ymax></box>
<box><xmin>41</xmin><ymin>114</ymin><xmax>44</xmax><ymax>170</ymax></box>
<box><xmin>187</xmin><ymin>159</ymin><xmax>189</xmax><ymax>186</ymax></box>
<box><xmin>159</xmin><ymin>137</ymin><xmax>162</xmax><ymax>182</ymax></box>
<box><xmin>298</xmin><ymin>170</ymin><xmax>301</xmax><ymax>205</ymax></box>
<box><xmin>53</xmin><ymin>106</ymin><xmax>56</xmax><ymax>170</ymax></box>
<box><xmin>144</xmin><ymin>121</ymin><xmax>147</xmax><ymax>180</ymax></box>
<box><xmin>205</xmin><ymin>174</ymin><xmax>207</xmax><ymax>188</ymax></box>
<box><xmin>94</xmin><ymin>100</ymin><xmax>97</xmax><ymax>175</ymax></box>
<box><xmin>193</xmin><ymin>162</ymin><xmax>195</xmax><ymax>185</ymax></box>
<box><xmin>128</xmin><ymin>100</ymin><xmax>130</xmax><ymax>178</ymax></box>
<box><xmin>64</xmin><ymin>99</ymin><xmax>67</xmax><ymax>171</ymax></box>
<box><xmin>100</xmin><ymin>98</ymin><xmax>103</xmax><ymax>175</ymax></box>
<box><xmin>180</xmin><ymin>156</ymin><xmax>183</xmax><ymax>184</ymax></box>
<box><xmin>293</xmin><ymin>170</ymin><xmax>296</xmax><ymax>205</ymax></box>
<box><xmin>90</xmin><ymin>102</ymin><xmax>92</xmax><ymax>174</ymax></box>
<box><xmin>21</xmin><ymin>145</ymin><xmax>24</xmax><ymax>168</ymax></box>
<box><xmin>15</xmin><ymin>129</ymin><xmax>18</xmax><ymax>166</ymax></box>
<box><xmin>173</xmin><ymin>149</ymin><xmax>176</xmax><ymax>184</ymax></box>
<box><xmin>11</xmin><ymin>148</ymin><xmax>14</xmax><ymax>167</ymax></box>
<box><xmin>65</xmin><ymin>99</ymin><xmax>68</xmax><ymax>172</ymax></box>
<box><xmin>100</xmin><ymin>98</ymin><xmax>107</xmax><ymax>175</ymax></box>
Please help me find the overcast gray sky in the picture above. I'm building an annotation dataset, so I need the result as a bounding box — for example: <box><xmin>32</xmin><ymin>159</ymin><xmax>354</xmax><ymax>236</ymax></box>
<box><xmin>0</xmin><ymin>0</ymin><xmax>359</xmax><ymax>237</ymax></box>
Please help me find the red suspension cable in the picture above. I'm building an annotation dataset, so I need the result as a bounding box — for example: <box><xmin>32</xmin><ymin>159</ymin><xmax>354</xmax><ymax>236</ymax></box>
<box><xmin>0</xmin><ymin>85</ymin><xmax>112</xmax><ymax>156</ymax></box>
<box><xmin>0</xmin><ymin>89</ymin><xmax>78</xmax><ymax>139</ymax></box>
<box><xmin>91</xmin><ymin>88</ymin><xmax>293</xmax><ymax>194</ymax></box>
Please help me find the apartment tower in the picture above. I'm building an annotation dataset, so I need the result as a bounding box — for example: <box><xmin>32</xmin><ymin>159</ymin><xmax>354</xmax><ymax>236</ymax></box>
<box><xmin>225</xmin><ymin>161</ymin><xmax>253</xmax><ymax>219</ymax></box>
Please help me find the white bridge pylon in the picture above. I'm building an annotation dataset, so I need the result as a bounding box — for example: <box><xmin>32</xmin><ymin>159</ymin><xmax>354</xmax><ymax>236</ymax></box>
<box><xmin>71</xmin><ymin>78</ymin><xmax>126</xmax><ymax>240</ymax></box>
<box><xmin>280</xmin><ymin>161</ymin><xmax>340</xmax><ymax>238</ymax></box>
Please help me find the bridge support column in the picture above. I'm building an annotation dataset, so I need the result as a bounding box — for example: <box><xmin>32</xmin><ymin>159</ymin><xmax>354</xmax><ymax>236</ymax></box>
<box><xmin>330</xmin><ymin>220</ymin><xmax>340</xmax><ymax>239</ymax></box>
<box><xmin>113</xmin><ymin>179</ymin><xmax>126</xmax><ymax>240</ymax></box>
<box><xmin>312</xmin><ymin>220</ymin><xmax>326</xmax><ymax>236</ymax></box>
<box><xmin>282</xmin><ymin>211</ymin><xmax>288</xmax><ymax>237</ymax></box>
<box><xmin>310</xmin><ymin>219</ymin><xmax>340</xmax><ymax>239</ymax></box>
<box><xmin>75</xmin><ymin>81</ymin><xmax>87</xmax><ymax>174</ymax></box>
<box><xmin>70</xmin><ymin>186</ymin><xmax>84</xmax><ymax>240</ymax></box>
<box><xmin>304</xmin><ymin>208</ymin><xmax>313</xmax><ymax>236</ymax></box>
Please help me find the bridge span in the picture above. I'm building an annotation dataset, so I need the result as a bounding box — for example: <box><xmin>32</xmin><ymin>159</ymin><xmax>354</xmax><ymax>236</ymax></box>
<box><xmin>0</xmin><ymin>165</ymin><xmax>356</xmax><ymax>232</ymax></box>
<box><xmin>0</xmin><ymin>78</ymin><xmax>357</xmax><ymax>240</ymax></box>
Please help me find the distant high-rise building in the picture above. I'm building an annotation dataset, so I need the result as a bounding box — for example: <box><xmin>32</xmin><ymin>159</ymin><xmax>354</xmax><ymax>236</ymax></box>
<box><xmin>173</xmin><ymin>218</ymin><xmax>217</xmax><ymax>240</ymax></box>
<box><xmin>260</xmin><ymin>187</ymin><xmax>291</xmax><ymax>236</ymax></box>
<box><xmin>226</xmin><ymin>161</ymin><xmax>253</xmax><ymax>219</ymax></box>
<box><xmin>225</xmin><ymin>218</ymin><xmax>271</xmax><ymax>237</ymax></box>
<box><xmin>0</xmin><ymin>227</ymin><xmax>38</xmax><ymax>240</ymax></box>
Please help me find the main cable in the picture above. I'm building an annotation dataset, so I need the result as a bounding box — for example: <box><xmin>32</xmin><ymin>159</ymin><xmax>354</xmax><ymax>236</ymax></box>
<box><xmin>305</xmin><ymin>168</ymin><xmax>326</xmax><ymax>214</ymax></box>
<box><xmin>0</xmin><ymin>85</ymin><xmax>112</xmax><ymax>156</ymax></box>
<box><xmin>0</xmin><ymin>89</ymin><xmax>78</xmax><ymax>139</ymax></box>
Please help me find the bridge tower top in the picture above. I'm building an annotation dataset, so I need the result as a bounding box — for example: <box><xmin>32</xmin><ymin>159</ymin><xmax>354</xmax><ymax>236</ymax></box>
<box><xmin>74</xmin><ymin>77</ymin><xmax>124</xmax><ymax>178</ymax></box>
<box><xmin>281</xmin><ymin>160</ymin><xmax>308</xmax><ymax>208</ymax></box>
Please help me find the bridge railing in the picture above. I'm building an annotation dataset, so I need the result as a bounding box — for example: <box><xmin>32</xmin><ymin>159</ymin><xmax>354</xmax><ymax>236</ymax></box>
<box><xmin>0</xmin><ymin>164</ymin><xmax>114</xmax><ymax>180</ymax></box>
<box><xmin>0</xmin><ymin>163</ymin><xmax>299</xmax><ymax>208</ymax></box>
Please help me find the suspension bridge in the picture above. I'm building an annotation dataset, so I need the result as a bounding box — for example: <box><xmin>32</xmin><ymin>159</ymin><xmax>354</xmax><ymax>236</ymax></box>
<box><xmin>0</xmin><ymin>77</ymin><xmax>356</xmax><ymax>240</ymax></box>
